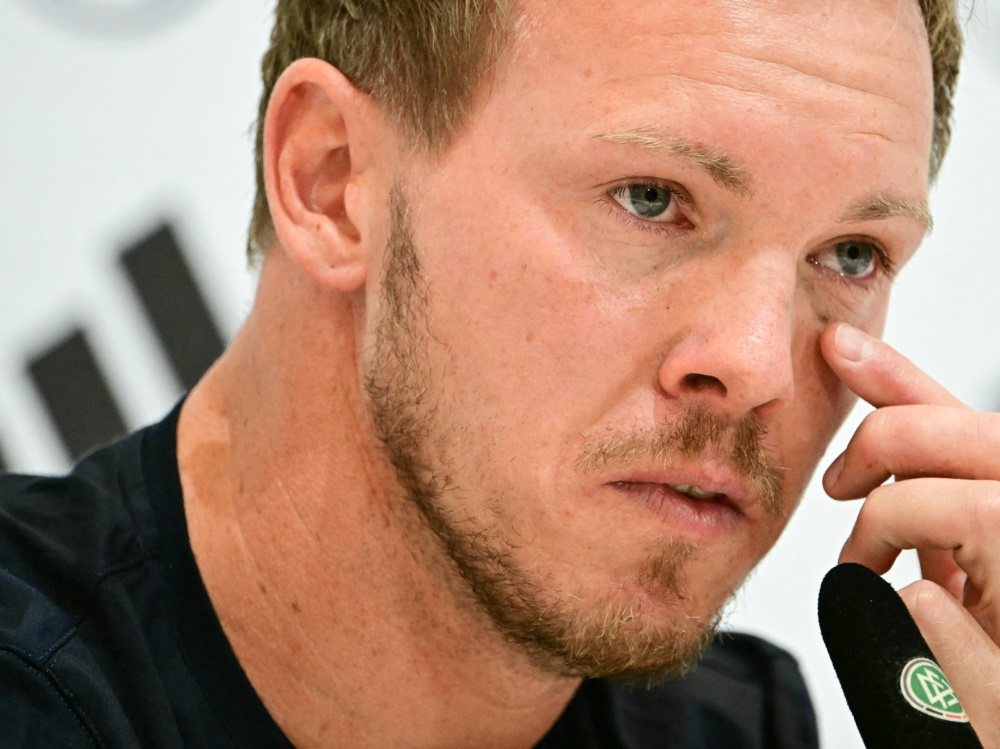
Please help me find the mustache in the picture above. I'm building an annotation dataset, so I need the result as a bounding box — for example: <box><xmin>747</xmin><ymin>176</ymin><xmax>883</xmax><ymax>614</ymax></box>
<box><xmin>576</xmin><ymin>406</ymin><xmax>784</xmax><ymax>517</ymax></box>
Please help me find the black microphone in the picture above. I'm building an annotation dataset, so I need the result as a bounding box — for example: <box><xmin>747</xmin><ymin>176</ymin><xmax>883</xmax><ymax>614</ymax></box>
<box><xmin>818</xmin><ymin>562</ymin><xmax>981</xmax><ymax>748</ymax></box>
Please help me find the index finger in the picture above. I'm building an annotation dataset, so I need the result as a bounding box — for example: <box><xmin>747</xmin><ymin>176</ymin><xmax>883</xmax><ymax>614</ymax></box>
<box><xmin>820</xmin><ymin>323</ymin><xmax>965</xmax><ymax>409</ymax></box>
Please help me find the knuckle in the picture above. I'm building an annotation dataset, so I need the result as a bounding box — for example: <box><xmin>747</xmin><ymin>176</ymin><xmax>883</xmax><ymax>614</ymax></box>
<box><xmin>885</xmin><ymin>357</ymin><xmax>924</xmax><ymax>403</ymax></box>
<box><xmin>857</xmin><ymin>408</ymin><xmax>907</xmax><ymax>452</ymax></box>
<box><xmin>901</xmin><ymin>579</ymin><xmax>950</xmax><ymax>620</ymax></box>
<box><xmin>855</xmin><ymin>409</ymin><xmax>885</xmax><ymax>445</ymax></box>
<box><xmin>847</xmin><ymin>411</ymin><xmax>891</xmax><ymax>466</ymax></box>
<box><xmin>973</xmin><ymin>411</ymin><xmax>1000</xmax><ymax>457</ymax></box>
<box><xmin>865</xmin><ymin>483</ymin><xmax>892</xmax><ymax>508</ymax></box>
<box><xmin>855</xmin><ymin>489</ymin><xmax>887</xmax><ymax>530</ymax></box>
<box><xmin>970</xmin><ymin>481</ymin><xmax>1000</xmax><ymax>528</ymax></box>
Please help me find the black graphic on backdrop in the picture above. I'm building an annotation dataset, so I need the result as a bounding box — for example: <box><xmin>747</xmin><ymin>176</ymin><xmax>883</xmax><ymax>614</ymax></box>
<box><xmin>29</xmin><ymin>329</ymin><xmax>127</xmax><ymax>461</ymax></box>
<box><xmin>121</xmin><ymin>224</ymin><xmax>225</xmax><ymax>391</ymax></box>
<box><xmin>23</xmin><ymin>221</ymin><xmax>224</xmax><ymax>464</ymax></box>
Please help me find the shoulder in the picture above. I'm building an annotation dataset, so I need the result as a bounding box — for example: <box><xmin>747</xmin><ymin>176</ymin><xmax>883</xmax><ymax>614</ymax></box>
<box><xmin>0</xmin><ymin>430</ymin><xmax>155</xmax><ymax>620</ymax></box>
<box><xmin>0</xmin><ymin>645</ymin><xmax>104</xmax><ymax>748</ymax></box>
<box><xmin>0</xmin><ymin>427</ymin><xmax>161</xmax><ymax>669</ymax></box>
<box><xmin>0</xmin><ymin>428</ymin><xmax>169</xmax><ymax>748</ymax></box>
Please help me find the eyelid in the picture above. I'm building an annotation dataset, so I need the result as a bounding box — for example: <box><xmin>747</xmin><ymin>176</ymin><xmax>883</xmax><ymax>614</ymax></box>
<box><xmin>608</xmin><ymin>178</ymin><xmax>693</xmax><ymax>206</ymax></box>
<box><xmin>602</xmin><ymin>178</ymin><xmax>696</xmax><ymax>237</ymax></box>
<box><xmin>808</xmin><ymin>237</ymin><xmax>897</xmax><ymax>286</ymax></box>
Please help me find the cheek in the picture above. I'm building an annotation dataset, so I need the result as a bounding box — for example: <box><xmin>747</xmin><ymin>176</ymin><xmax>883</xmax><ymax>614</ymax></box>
<box><xmin>784</xmin><ymin>288</ymin><xmax>889</xmax><ymax>442</ymax></box>
<box><xmin>796</xmin><ymin>297</ymin><xmax>888</xmax><ymax>457</ymax></box>
<box><xmin>419</xmin><ymin>210</ymin><xmax>654</xmax><ymax>433</ymax></box>
<box><xmin>773</xmin><ymin>319</ymin><xmax>858</xmax><ymax>503</ymax></box>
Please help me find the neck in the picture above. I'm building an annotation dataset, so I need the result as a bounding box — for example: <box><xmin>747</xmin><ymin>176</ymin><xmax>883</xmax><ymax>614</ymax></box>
<box><xmin>177</xmin><ymin>253</ymin><xmax>578</xmax><ymax>749</ymax></box>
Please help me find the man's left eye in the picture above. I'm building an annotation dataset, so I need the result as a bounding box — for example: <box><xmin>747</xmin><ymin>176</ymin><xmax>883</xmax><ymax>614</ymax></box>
<box><xmin>812</xmin><ymin>240</ymin><xmax>880</xmax><ymax>279</ymax></box>
<box><xmin>609</xmin><ymin>182</ymin><xmax>681</xmax><ymax>222</ymax></box>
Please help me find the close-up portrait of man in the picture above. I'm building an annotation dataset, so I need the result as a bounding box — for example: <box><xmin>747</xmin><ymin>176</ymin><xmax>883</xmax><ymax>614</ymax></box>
<box><xmin>1</xmin><ymin>0</ymin><xmax>1000</xmax><ymax>747</ymax></box>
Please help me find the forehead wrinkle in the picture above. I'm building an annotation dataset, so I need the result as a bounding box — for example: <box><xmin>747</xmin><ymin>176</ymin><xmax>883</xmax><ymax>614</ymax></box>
<box><xmin>840</xmin><ymin>192</ymin><xmax>933</xmax><ymax>233</ymax></box>
<box><xmin>714</xmin><ymin>49</ymin><xmax>918</xmax><ymax>110</ymax></box>
<box><xmin>594</xmin><ymin>126</ymin><xmax>754</xmax><ymax>198</ymax></box>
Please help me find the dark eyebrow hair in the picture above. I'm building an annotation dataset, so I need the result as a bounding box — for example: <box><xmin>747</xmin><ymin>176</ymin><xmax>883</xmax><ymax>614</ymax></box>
<box><xmin>839</xmin><ymin>193</ymin><xmax>934</xmax><ymax>233</ymax></box>
<box><xmin>593</xmin><ymin>125</ymin><xmax>754</xmax><ymax>198</ymax></box>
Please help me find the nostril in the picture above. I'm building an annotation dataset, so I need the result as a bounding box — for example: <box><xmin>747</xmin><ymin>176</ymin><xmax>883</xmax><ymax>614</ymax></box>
<box><xmin>682</xmin><ymin>373</ymin><xmax>727</xmax><ymax>396</ymax></box>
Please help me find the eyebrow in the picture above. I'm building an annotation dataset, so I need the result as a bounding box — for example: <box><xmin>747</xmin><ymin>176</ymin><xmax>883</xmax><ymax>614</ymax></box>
<box><xmin>839</xmin><ymin>193</ymin><xmax>933</xmax><ymax>233</ymax></box>
<box><xmin>595</xmin><ymin>126</ymin><xmax>932</xmax><ymax>233</ymax></box>
<box><xmin>593</xmin><ymin>125</ymin><xmax>754</xmax><ymax>198</ymax></box>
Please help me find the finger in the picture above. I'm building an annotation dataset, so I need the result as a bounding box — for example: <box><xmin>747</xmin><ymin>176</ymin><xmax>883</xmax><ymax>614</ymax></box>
<box><xmin>820</xmin><ymin>323</ymin><xmax>965</xmax><ymax>409</ymax></box>
<box><xmin>918</xmin><ymin>547</ymin><xmax>967</xmax><ymax>602</ymax></box>
<box><xmin>823</xmin><ymin>407</ymin><xmax>1000</xmax><ymax>499</ymax></box>
<box><xmin>843</xmin><ymin>478</ymin><xmax>1000</xmax><ymax>641</ymax></box>
<box><xmin>899</xmin><ymin>579</ymin><xmax>1000</xmax><ymax>747</ymax></box>
<box><xmin>838</xmin><ymin>478</ymin><xmax>992</xmax><ymax>584</ymax></box>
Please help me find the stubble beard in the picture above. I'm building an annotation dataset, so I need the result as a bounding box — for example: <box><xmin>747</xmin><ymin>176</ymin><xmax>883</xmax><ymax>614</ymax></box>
<box><xmin>364</xmin><ymin>188</ymin><xmax>783</xmax><ymax>681</ymax></box>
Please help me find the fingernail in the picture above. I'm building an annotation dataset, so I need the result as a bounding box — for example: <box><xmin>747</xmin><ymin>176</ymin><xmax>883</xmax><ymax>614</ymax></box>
<box><xmin>835</xmin><ymin>324</ymin><xmax>876</xmax><ymax>362</ymax></box>
<box><xmin>824</xmin><ymin>453</ymin><xmax>845</xmax><ymax>489</ymax></box>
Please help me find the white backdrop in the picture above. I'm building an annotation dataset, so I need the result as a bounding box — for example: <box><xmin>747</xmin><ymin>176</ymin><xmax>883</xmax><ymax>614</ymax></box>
<box><xmin>1</xmin><ymin>1</ymin><xmax>998</xmax><ymax>746</ymax></box>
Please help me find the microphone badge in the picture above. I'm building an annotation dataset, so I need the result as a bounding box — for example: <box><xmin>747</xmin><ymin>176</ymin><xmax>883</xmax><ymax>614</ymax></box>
<box><xmin>899</xmin><ymin>657</ymin><xmax>969</xmax><ymax>723</ymax></box>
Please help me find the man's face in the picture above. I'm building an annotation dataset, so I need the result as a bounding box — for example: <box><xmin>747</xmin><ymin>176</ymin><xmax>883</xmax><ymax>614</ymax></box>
<box><xmin>362</xmin><ymin>0</ymin><xmax>933</xmax><ymax>678</ymax></box>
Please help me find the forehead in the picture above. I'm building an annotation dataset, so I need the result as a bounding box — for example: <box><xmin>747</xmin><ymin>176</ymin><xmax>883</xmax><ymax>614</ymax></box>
<box><xmin>511</xmin><ymin>0</ymin><xmax>932</xmax><ymax>105</ymax></box>
<box><xmin>482</xmin><ymin>0</ymin><xmax>934</xmax><ymax>192</ymax></box>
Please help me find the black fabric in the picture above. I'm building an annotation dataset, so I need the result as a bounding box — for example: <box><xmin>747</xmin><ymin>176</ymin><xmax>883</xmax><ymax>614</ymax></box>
<box><xmin>0</xmin><ymin>407</ymin><xmax>819</xmax><ymax>748</ymax></box>
<box><xmin>537</xmin><ymin>635</ymin><xmax>819</xmax><ymax>749</ymax></box>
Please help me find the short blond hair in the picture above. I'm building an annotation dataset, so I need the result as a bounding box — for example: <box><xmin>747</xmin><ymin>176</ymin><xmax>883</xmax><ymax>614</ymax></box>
<box><xmin>920</xmin><ymin>0</ymin><xmax>963</xmax><ymax>179</ymax></box>
<box><xmin>248</xmin><ymin>0</ymin><xmax>511</xmax><ymax>260</ymax></box>
<box><xmin>247</xmin><ymin>0</ymin><xmax>962</xmax><ymax>260</ymax></box>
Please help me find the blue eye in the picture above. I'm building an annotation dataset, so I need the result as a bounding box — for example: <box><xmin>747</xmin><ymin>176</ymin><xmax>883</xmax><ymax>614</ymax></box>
<box><xmin>610</xmin><ymin>182</ymin><xmax>680</xmax><ymax>222</ymax></box>
<box><xmin>834</xmin><ymin>241</ymin><xmax>875</xmax><ymax>277</ymax></box>
<box><xmin>811</xmin><ymin>239</ymin><xmax>884</xmax><ymax>281</ymax></box>
<box><xmin>627</xmin><ymin>184</ymin><xmax>671</xmax><ymax>218</ymax></box>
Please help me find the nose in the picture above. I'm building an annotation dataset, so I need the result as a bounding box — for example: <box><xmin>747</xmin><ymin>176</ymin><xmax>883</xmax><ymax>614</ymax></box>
<box><xmin>657</xmin><ymin>254</ymin><xmax>797</xmax><ymax>417</ymax></box>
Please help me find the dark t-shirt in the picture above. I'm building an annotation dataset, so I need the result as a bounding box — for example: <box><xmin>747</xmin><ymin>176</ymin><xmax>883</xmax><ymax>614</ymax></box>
<box><xmin>0</xmin><ymin>407</ymin><xmax>819</xmax><ymax>748</ymax></box>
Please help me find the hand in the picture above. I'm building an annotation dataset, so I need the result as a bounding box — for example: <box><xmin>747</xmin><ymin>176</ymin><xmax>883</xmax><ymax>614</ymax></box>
<box><xmin>821</xmin><ymin>322</ymin><xmax>1000</xmax><ymax>747</ymax></box>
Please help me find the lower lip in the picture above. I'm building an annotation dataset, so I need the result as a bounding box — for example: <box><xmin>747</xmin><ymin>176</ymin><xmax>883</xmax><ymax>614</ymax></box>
<box><xmin>609</xmin><ymin>482</ymin><xmax>746</xmax><ymax>541</ymax></box>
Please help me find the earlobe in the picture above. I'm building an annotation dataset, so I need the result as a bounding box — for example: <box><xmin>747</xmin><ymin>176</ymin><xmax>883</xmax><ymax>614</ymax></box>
<box><xmin>263</xmin><ymin>58</ymin><xmax>377</xmax><ymax>292</ymax></box>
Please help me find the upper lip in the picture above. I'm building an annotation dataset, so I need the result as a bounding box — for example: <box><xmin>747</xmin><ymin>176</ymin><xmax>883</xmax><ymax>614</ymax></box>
<box><xmin>606</xmin><ymin>463</ymin><xmax>758</xmax><ymax>518</ymax></box>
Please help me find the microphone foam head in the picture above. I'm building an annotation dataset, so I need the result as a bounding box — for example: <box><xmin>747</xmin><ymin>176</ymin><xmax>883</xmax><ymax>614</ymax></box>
<box><xmin>818</xmin><ymin>563</ymin><xmax>980</xmax><ymax>748</ymax></box>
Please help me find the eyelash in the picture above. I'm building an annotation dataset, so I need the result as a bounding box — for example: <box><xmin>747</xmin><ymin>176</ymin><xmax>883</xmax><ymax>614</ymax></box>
<box><xmin>602</xmin><ymin>180</ymin><xmax>693</xmax><ymax>236</ymax></box>
<box><xmin>808</xmin><ymin>242</ymin><xmax>897</xmax><ymax>289</ymax></box>
<box><xmin>601</xmin><ymin>180</ymin><xmax>898</xmax><ymax>294</ymax></box>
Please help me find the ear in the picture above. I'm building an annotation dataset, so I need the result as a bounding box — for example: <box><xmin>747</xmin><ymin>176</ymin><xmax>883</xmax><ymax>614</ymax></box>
<box><xmin>263</xmin><ymin>58</ymin><xmax>382</xmax><ymax>292</ymax></box>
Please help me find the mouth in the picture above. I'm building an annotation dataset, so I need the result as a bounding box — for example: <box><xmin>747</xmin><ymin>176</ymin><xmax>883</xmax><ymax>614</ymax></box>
<box><xmin>606</xmin><ymin>467</ymin><xmax>756</xmax><ymax>540</ymax></box>
<box><xmin>663</xmin><ymin>483</ymin><xmax>726</xmax><ymax>502</ymax></box>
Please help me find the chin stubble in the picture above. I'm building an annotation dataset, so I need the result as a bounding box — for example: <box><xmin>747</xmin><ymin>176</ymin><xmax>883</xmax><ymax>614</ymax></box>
<box><xmin>363</xmin><ymin>186</ymin><xmax>772</xmax><ymax>680</ymax></box>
